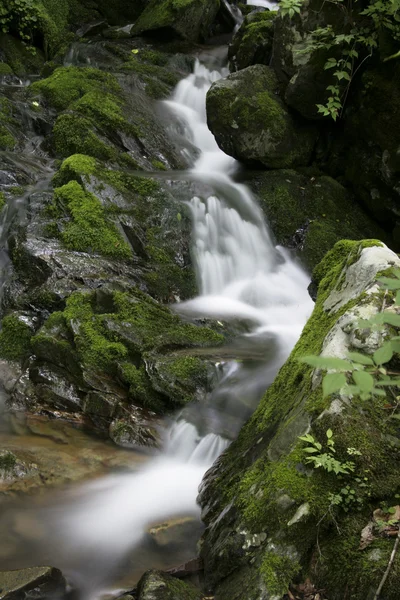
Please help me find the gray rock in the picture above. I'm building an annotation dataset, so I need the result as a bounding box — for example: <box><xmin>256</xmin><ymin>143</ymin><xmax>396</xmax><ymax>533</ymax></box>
<box><xmin>0</xmin><ymin>567</ymin><xmax>65</xmax><ymax>600</ymax></box>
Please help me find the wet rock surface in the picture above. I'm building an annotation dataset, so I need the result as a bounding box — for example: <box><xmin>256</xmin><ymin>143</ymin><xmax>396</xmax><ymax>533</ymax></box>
<box><xmin>0</xmin><ymin>566</ymin><xmax>65</xmax><ymax>600</ymax></box>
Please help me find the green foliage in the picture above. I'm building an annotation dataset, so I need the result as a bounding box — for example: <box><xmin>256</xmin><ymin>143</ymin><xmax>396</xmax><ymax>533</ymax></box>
<box><xmin>299</xmin><ymin>429</ymin><xmax>357</xmax><ymax>474</ymax></box>
<box><xmin>282</xmin><ymin>0</ymin><xmax>400</xmax><ymax>119</ymax></box>
<box><xmin>0</xmin><ymin>0</ymin><xmax>70</xmax><ymax>57</ymax></box>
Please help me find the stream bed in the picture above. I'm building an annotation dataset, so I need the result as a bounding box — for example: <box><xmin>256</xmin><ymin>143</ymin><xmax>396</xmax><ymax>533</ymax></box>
<box><xmin>0</xmin><ymin>42</ymin><xmax>313</xmax><ymax>598</ymax></box>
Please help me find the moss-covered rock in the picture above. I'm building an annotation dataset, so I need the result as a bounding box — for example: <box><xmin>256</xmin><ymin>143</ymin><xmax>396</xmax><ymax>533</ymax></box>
<box><xmin>136</xmin><ymin>570</ymin><xmax>202</xmax><ymax>600</ymax></box>
<box><xmin>199</xmin><ymin>240</ymin><xmax>400</xmax><ymax>600</ymax></box>
<box><xmin>206</xmin><ymin>65</ymin><xmax>317</xmax><ymax>169</ymax></box>
<box><xmin>228</xmin><ymin>11</ymin><xmax>275</xmax><ymax>72</ymax></box>
<box><xmin>51</xmin><ymin>180</ymin><xmax>132</xmax><ymax>259</ymax></box>
<box><xmin>31</xmin><ymin>66</ymin><xmax>120</xmax><ymax>112</ymax></box>
<box><xmin>131</xmin><ymin>0</ymin><xmax>220</xmax><ymax>42</ymax></box>
<box><xmin>30</xmin><ymin>287</ymin><xmax>222</xmax><ymax>415</ymax></box>
<box><xmin>248</xmin><ymin>169</ymin><xmax>387</xmax><ymax>270</ymax></box>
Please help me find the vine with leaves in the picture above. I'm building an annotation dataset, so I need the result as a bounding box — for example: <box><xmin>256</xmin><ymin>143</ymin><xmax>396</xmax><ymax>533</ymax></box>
<box><xmin>280</xmin><ymin>0</ymin><xmax>400</xmax><ymax>120</ymax></box>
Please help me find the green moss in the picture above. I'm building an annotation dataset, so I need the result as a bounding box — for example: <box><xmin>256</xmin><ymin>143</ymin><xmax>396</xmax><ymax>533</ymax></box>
<box><xmin>43</xmin><ymin>288</ymin><xmax>223</xmax><ymax>411</ymax></box>
<box><xmin>121</xmin><ymin>363</ymin><xmax>164</xmax><ymax>411</ymax></box>
<box><xmin>0</xmin><ymin>62</ymin><xmax>13</xmax><ymax>75</ymax></box>
<box><xmin>53</xmin><ymin>113</ymin><xmax>116</xmax><ymax>160</ymax></box>
<box><xmin>151</xmin><ymin>159</ymin><xmax>167</xmax><ymax>171</ymax></box>
<box><xmin>168</xmin><ymin>355</ymin><xmax>207</xmax><ymax>381</ymax></box>
<box><xmin>53</xmin><ymin>180</ymin><xmax>132</xmax><ymax>258</ymax></box>
<box><xmin>253</xmin><ymin>172</ymin><xmax>386</xmax><ymax>270</ymax></box>
<box><xmin>0</xmin><ymin>314</ymin><xmax>33</xmax><ymax>361</ymax></box>
<box><xmin>52</xmin><ymin>154</ymin><xmax>96</xmax><ymax>187</ymax></box>
<box><xmin>63</xmin><ymin>292</ymin><xmax>128</xmax><ymax>371</ymax></box>
<box><xmin>0</xmin><ymin>192</ymin><xmax>6</xmax><ymax>211</ymax></box>
<box><xmin>72</xmin><ymin>91</ymin><xmax>135</xmax><ymax>134</ymax></box>
<box><xmin>0</xmin><ymin>124</ymin><xmax>15</xmax><ymax>149</ymax></box>
<box><xmin>230</xmin><ymin>12</ymin><xmax>275</xmax><ymax>71</ymax></box>
<box><xmin>260</xmin><ymin>552</ymin><xmax>300</xmax><ymax>596</ymax></box>
<box><xmin>31</xmin><ymin>66</ymin><xmax>120</xmax><ymax>111</ymax></box>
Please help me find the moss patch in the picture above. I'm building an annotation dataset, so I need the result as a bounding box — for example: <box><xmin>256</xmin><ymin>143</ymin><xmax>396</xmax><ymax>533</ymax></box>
<box><xmin>51</xmin><ymin>180</ymin><xmax>131</xmax><ymax>258</ymax></box>
<box><xmin>250</xmin><ymin>170</ymin><xmax>387</xmax><ymax>270</ymax></box>
<box><xmin>0</xmin><ymin>314</ymin><xmax>33</xmax><ymax>361</ymax></box>
<box><xmin>37</xmin><ymin>288</ymin><xmax>223</xmax><ymax>413</ymax></box>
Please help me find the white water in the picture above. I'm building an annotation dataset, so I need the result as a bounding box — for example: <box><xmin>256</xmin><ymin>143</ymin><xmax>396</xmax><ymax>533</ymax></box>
<box><xmin>34</xmin><ymin>56</ymin><xmax>313</xmax><ymax>595</ymax></box>
<box><xmin>247</xmin><ymin>0</ymin><xmax>280</xmax><ymax>11</ymax></box>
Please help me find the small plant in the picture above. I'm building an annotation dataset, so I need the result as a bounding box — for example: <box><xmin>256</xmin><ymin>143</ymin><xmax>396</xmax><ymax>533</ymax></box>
<box><xmin>299</xmin><ymin>429</ymin><xmax>357</xmax><ymax>475</ymax></box>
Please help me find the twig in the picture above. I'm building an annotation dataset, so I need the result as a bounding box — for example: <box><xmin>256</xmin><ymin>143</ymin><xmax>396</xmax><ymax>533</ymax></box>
<box><xmin>373</xmin><ymin>527</ymin><xmax>400</xmax><ymax>600</ymax></box>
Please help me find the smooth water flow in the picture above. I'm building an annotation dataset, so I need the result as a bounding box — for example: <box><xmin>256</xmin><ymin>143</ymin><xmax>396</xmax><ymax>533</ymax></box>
<box><xmin>3</xmin><ymin>57</ymin><xmax>313</xmax><ymax>596</ymax></box>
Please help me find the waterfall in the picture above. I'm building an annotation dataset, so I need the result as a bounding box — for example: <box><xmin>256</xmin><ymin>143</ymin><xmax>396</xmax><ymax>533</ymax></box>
<box><xmin>21</xmin><ymin>56</ymin><xmax>313</xmax><ymax>597</ymax></box>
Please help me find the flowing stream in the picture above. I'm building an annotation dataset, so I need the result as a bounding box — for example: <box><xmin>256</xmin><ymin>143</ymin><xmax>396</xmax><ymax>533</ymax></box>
<box><xmin>0</xmin><ymin>50</ymin><xmax>313</xmax><ymax>596</ymax></box>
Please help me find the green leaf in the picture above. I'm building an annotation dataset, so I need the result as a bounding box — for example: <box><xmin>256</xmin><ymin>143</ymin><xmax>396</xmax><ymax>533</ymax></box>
<box><xmin>378</xmin><ymin>277</ymin><xmax>400</xmax><ymax>289</ymax></box>
<box><xmin>376</xmin><ymin>379</ymin><xmax>400</xmax><ymax>387</ymax></box>
<box><xmin>326</xmin><ymin>428</ymin><xmax>333</xmax><ymax>438</ymax></box>
<box><xmin>373</xmin><ymin>342</ymin><xmax>394</xmax><ymax>365</ymax></box>
<box><xmin>323</xmin><ymin>372</ymin><xmax>347</xmax><ymax>397</ymax></box>
<box><xmin>300</xmin><ymin>356</ymin><xmax>353</xmax><ymax>371</ymax></box>
<box><xmin>299</xmin><ymin>434</ymin><xmax>315</xmax><ymax>443</ymax></box>
<box><xmin>353</xmin><ymin>370</ymin><xmax>374</xmax><ymax>393</ymax></box>
<box><xmin>381</xmin><ymin>313</ymin><xmax>400</xmax><ymax>327</ymax></box>
<box><xmin>304</xmin><ymin>447</ymin><xmax>319</xmax><ymax>453</ymax></box>
<box><xmin>347</xmin><ymin>352</ymin><xmax>374</xmax><ymax>365</ymax></box>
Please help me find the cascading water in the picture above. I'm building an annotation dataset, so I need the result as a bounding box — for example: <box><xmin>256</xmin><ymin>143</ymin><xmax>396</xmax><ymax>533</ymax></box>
<box><xmin>0</xmin><ymin>53</ymin><xmax>313</xmax><ymax>597</ymax></box>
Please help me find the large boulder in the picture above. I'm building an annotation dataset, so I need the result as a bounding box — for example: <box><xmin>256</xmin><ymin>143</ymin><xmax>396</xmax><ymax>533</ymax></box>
<box><xmin>199</xmin><ymin>240</ymin><xmax>400</xmax><ymax>600</ymax></box>
<box><xmin>130</xmin><ymin>0</ymin><xmax>220</xmax><ymax>42</ymax></box>
<box><xmin>206</xmin><ymin>65</ymin><xmax>317</xmax><ymax>168</ymax></box>
<box><xmin>248</xmin><ymin>169</ymin><xmax>388</xmax><ymax>269</ymax></box>
<box><xmin>228</xmin><ymin>11</ymin><xmax>275</xmax><ymax>72</ymax></box>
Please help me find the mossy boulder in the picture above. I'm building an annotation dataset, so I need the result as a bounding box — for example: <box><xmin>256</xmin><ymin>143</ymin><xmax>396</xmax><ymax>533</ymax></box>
<box><xmin>136</xmin><ymin>570</ymin><xmax>202</xmax><ymax>600</ymax></box>
<box><xmin>228</xmin><ymin>11</ymin><xmax>275</xmax><ymax>72</ymax></box>
<box><xmin>248</xmin><ymin>169</ymin><xmax>387</xmax><ymax>270</ymax></box>
<box><xmin>199</xmin><ymin>240</ymin><xmax>400</xmax><ymax>600</ymax></box>
<box><xmin>131</xmin><ymin>0</ymin><xmax>220</xmax><ymax>42</ymax></box>
<box><xmin>206</xmin><ymin>65</ymin><xmax>317</xmax><ymax>169</ymax></box>
<box><xmin>25</xmin><ymin>287</ymin><xmax>222</xmax><ymax>417</ymax></box>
